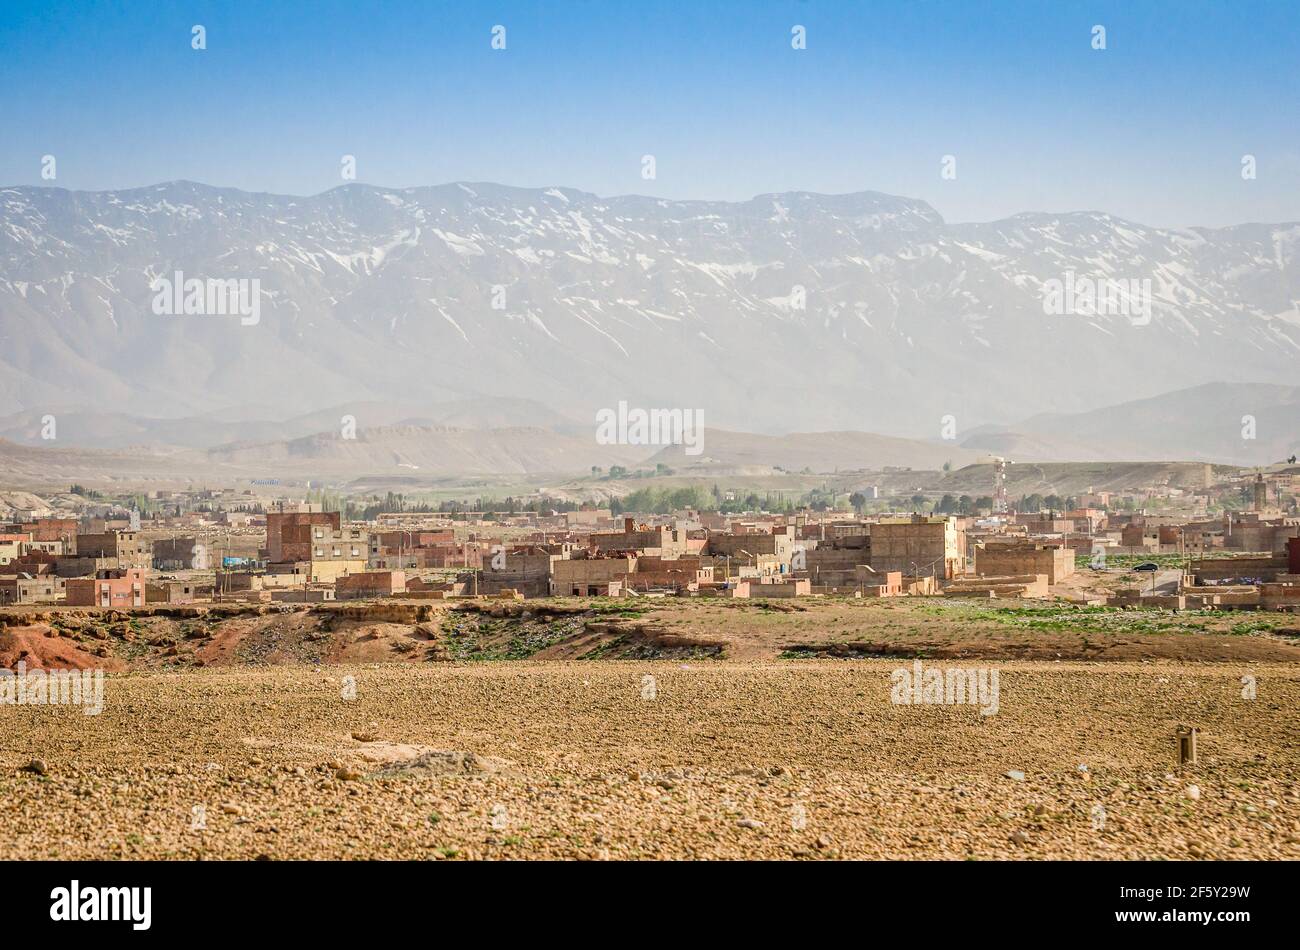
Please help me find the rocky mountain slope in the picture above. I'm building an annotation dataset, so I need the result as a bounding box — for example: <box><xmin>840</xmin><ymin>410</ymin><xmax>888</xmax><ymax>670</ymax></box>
<box><xmin>961</xmin><ymin>382</ymin><xmax>1300</xmax><ymax>465</ymax></box>
<box><xmin>3</xmin><ymin>181</ymin><xmax>1297</xmax><ymax>439</ymax></box>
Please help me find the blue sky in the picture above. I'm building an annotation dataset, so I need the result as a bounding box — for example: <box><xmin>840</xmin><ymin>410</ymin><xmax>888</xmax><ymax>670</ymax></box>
<box><xmin>1</xmin><ymin>0</ymin><xmax>1297</xmax><ymax>227</ymax></box>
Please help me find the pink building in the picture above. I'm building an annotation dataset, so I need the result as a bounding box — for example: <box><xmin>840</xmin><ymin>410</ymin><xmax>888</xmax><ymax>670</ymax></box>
<box><xmin>65</xmin><ymin>568</ymin><xmax>147</xmax><ymax>607</ymax></box>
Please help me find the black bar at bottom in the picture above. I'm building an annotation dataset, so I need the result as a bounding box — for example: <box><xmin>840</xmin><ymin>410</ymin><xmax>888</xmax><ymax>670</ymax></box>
<box><xmin>4</xmin><ymin>859</ymin><xmax>1283</xmax><ymax>935</ymax></box>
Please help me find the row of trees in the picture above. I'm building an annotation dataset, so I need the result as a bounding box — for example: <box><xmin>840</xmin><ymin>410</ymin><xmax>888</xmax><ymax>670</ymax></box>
<box><xmin>592</xmin><ymin>464</ymin><xmax>674</xmax><ymax>480</ymax></box>
<box><xmin>609</xmin><ymin>486</ymin><xmax>818</xmax><ymax>516</ymax></box>
<box><xmin>1017</xmin><ymin>493</ymin><xmax>1080</xmax><ymax>512</ymax></box>
<box><xmin>934</xmin><ymin>494</ymin><xmax>996</xmax><ymax>514</ymax></box>
<box><xmin>289</xmin><ymin>486</ymin><xmax>1095</xmax><ymax>523</ymax></box>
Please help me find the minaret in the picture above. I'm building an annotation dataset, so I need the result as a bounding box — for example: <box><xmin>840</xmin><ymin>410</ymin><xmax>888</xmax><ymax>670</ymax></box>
<box><xmin>1252</xmin><ymin>472</ymin><xmax>1268</xmax><ymax>511</ymax></box>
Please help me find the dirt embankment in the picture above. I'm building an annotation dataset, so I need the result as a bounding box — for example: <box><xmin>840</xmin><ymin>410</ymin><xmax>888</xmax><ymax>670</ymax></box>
<box><xmin>4</xmin><ymin>597</ymin><xmax>1299</xmax><ymax>671</ymax></box>
<box><xmin>437</xmin><ymin>601</ymin><xmax>725</xmax><ymax>661</ymax></box>
<box><xmin>0</xmin><ymin>600</ymin><xmax>726</xmax><ymax>671</ymax></box>
<box><xmin>0</xmin><ymin>603</ymin><xmax>439</xmax><ymax>672</ymax></box>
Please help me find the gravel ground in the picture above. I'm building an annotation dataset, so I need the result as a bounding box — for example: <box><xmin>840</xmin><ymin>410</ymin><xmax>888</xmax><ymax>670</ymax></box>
<box><xmin>2</xmin><ymin>660</ymin><xmax>1297</xmax><ymax>860</ymax></box>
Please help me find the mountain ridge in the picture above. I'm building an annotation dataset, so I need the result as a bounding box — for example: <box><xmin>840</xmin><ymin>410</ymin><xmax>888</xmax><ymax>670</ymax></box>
<box><xmin>3</xmin><ymin>180</ymin><xmax>1298</xmax><ymax>439</ymax></box>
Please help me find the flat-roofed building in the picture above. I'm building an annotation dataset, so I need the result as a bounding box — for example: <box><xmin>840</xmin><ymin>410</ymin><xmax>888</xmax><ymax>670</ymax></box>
<box><xmin>266</xmin><ymin>507</ymin><xmax>340</xmax><ymax>562</ymax></box>
<box><xmin>553</xmin><ymin>555</ymin><xmax>636</xmax><ymax>596</ymax></box>
<box><xmin>975</xmin><ymin>540</ymin><xmax>1075</xmax><ymax>584</ymax></box>
<box><xmin>66</xmin><ymin>568</ymin><xmax>147</xmax><ymax>608</ymax></box>
<box><xmin>590</xmin><ymin>518</ymin><xmax>690</xmax><ymax>557</ymax></box>
<box><xmin>75</xmin><ymin>530</ymin><xmax>150</xmax><ymax>569</ymax></box>
<box><xmin>869</xmin><ymin>516</ymin><xmax>965</xmax><ymax>579</ymax></box>
<box><xmin>336</xmin><ymin>570</ymin><xmax>408</xmax><ymax>599</ymax></box>
<box><xmin>0</xmin><ymin>574</ymin><xmax>65</xmax><ymax>605</ymax></box>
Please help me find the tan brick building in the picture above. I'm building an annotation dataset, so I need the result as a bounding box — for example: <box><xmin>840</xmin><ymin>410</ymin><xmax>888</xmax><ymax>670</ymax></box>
<box><xmin>869</xmin><ymin>516</ymin><xmax>965</xmax><ymax>579</ymax></box>
<box><xmin>975</xmin><ymin>540</ymin><xmax>1075</xmax><ymax>584</ymax></box>
<box><xmin>76</xmin><ymin>530</ymin><xmax>151</xmax><ymax>569</ymax></box>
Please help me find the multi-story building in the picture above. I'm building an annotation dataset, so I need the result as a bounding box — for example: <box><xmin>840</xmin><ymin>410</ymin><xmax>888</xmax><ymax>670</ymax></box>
<box><xmin>65</xmin><ymin>568</ymin><xmax>147</xmax><ymax>608</ymax></box>
<box><xmin>307</xmin><ymin>525</ymin><xmax>369</xmax><ymax>565</ymax></box>
<box><xmin>0</xmin><ymin>533</ymin><xmax>28</xmax><ymax>565</ymax></box>
<box><xmin>0</xmin><ymin>573</ymin><xmax>65</xmax><ymax>605</ymax></box>
<box><xmin>474</xmin><ymin>550</ymin><xmax>559</xmax><ymax>598</ymax></box>
<box><xmin>265</xmin><ymin>507</ymin><xmax>341</xmax><ymax>562</ymax></box>
<box><xmin>75</xmin><ymin>530</ymin><xmax>151</xmax><ymax>569</ymax></box>
<box><xmin>152</xmin><ymin>537</ymin><xmax>202</xmax><ymax>570</ymax></box>
<box><xmin>10</xmin><ymin>518</ymin><xmax>77</xmax><ymax>547</ymax></box>
<box><xmin>869</xmin><ymin>516</ymin><xmax>965</xmax><ymax>579</ymax></box>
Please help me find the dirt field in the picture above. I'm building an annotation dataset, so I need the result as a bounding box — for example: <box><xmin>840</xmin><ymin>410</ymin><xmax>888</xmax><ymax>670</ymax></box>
<box><xmin>3</xmin><ymin>597</ymin><xmax>1297</xmax><ymax>860</ymax></box>
<box><xmin>3</xmin><ymin>659</ymin><xmax>1297</xmax><ymax>860</ymax></box>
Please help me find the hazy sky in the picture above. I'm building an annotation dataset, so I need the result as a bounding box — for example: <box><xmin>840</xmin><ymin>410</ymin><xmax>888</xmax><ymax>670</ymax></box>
<box><xmin>2</xmin><ymin>0</ymin><xmax>1297</xmax><ymax>228</ymax></box>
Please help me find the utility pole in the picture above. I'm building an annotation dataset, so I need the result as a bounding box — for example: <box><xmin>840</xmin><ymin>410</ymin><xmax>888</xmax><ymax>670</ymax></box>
<box><xmin>993</xmin><ymin>457</ymin><xmax>1009</xmax><ymax>514</ymax></box>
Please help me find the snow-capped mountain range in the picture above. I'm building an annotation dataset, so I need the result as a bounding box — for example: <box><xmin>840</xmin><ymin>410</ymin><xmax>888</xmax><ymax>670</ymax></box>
<box><xmin>2</xmin><ymin>180</ymin><xmax>1297</xmax><ymax>439</ymax></box>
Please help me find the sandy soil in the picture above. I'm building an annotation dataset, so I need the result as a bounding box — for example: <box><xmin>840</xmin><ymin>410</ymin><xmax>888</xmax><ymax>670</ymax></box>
<box><xmin>3</xmin><ymin>660</ymin><xmax>1296</xmax><ymax>860</ymax></box>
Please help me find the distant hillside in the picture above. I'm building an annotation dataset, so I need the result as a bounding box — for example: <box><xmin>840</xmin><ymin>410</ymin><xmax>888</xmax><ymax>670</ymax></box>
<box><xmin>0</xmin><ymin>424</ymin><xmax>981</xmax><ymax>485</ymax></box>
<box><xmin>203</xmin><ymin>424</ymin><xmax>647</xmax><ymax>477</ymax></box>
<box><xmin>646</xmin><ymin>429</ymin><xmax>978</xmax><ymax>474</ymax></box>
<box><xmin>0</xmin><ymin>437</ymin><xmax>220</xmax><ymax>486</ymax></box>
<box><xmin>961</xmin><ymin>383</ymin><xmax>1300</xmax><ymax>465</ymax></box>
<box><xmin>932</xmin><ymin>460</ymin><xmax>1222</xmax><ymax>497</ymax></box>
<box><xmin>0</xmin><ymin>422</ymin><xmax>649</xmax><ymax>486</ymax></box>
<box><xmin>0</xmin><ymin>397</ymin><xmax>576</xmax><ymax>451</ymax></box>
<box><xmin>0</xmin><ymin>418</ymin><xmax>1264</xmax><ymax>490</ymax></box>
